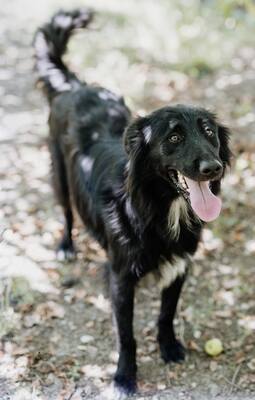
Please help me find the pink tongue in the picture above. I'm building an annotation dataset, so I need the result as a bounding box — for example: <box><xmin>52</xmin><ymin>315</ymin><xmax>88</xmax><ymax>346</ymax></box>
<box><xmin>185</xmin><ymin>178</ymin><xmax>222</xmax><ymax>222</ymax></box>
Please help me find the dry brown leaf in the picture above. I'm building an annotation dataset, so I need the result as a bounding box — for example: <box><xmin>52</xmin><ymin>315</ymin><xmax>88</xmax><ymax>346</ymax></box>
<box><xmin>36</xmin><ymin>301</ymin><xmax>65</xmax><ymax>319</ymax></box>
<box><xmin>187</xmin><ymin>340</ymin><xmax>201</xmax><ymax>352</ymax></box>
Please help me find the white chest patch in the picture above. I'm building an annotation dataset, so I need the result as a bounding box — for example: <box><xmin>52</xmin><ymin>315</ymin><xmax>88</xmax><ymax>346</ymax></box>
<box><xmin>167</xmin><ymin>196</ymin><xmax>191</xmax><ymax>240</ymax></box>
<box><xmin>158</xmin><ymin>257</ymin><xmax>188</xmax><ymax>290</ymax></box>
<box><xmin>141</xmin><ymin>256</ymin><xmax>191</xmax><ymax>291</ymax></box>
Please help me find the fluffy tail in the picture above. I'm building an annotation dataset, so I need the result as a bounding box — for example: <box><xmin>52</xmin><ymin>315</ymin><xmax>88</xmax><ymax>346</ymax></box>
<box><xmin>34</xmin><ymin>9</ymin><xmax>94</xmax><ymax>102</ymax></box>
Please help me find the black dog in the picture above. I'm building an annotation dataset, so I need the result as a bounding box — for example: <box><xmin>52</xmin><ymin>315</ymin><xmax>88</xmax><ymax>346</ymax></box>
<box><xmin>34</xmin><ymin>9</ymin><xmax>231</xmax><ymax>396</ymax></box>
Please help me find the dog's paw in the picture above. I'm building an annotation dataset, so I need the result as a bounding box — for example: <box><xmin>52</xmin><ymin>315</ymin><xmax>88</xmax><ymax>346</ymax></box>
<box><xmin>56</xmin><ymin>241</ymin><xmax>76</xmax><ymax>262</ymax></box>
<box><xmin>160</xmin><ymin>339</ymin><xmax>185</xmax><ymax>364</ymax></box>
<box><xmin>57</xmin><ymin>247</ymin><xmax>76</xmax><ymax>262</ymax></box>
<box><xmin>102</xmin><ymin>382</ymin><xmax>135</xmax><ymax>400</ymax></box>
<box><xmin>112</xmin><ymin>375</ymin><xmax>137</xmax><ymax>398</ymax></box>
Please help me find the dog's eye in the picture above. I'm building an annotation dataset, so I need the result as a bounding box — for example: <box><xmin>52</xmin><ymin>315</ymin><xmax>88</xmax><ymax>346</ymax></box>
<box><xmin>169</xmin><ymin>134</ymin><xmax>182</xmax><ymax>143</ymax></box>
<box><xmin>202</xmin><ymin>121</ymin><xmax>214</xmax><ymax>137</ymax></box>
<box><xmin>204</xmin><ymin>126</ymin><xmax>214</xmax><ymax>137</ymax></box>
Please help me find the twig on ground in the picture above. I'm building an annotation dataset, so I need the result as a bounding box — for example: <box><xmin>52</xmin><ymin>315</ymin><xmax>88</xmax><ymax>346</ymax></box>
<box><xmin>222</xmin><ymin>363</ymin><xmax>242</xmax><ymax>395</ymax></box>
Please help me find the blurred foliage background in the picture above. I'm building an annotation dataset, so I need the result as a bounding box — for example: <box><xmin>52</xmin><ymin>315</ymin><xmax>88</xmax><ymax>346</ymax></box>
<box><xmin>64</xmin><ymin>0</ymin><xmax>255</xmax><ymax>109</ymax></box>
<box><xmin>4</xmin><ymin>0</ymin><xmax>255</xmax><ymax>109</ymax></box>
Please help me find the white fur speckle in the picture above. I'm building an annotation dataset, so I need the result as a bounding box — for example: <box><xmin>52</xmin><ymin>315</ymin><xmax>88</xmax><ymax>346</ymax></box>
<box><xmin>167</xmin><ymin>197</ymin><xmax>191</xmax><ymax>240</ymax></box>
<box><xmin>34</xmin><ymin>32</ymin><xmax>48</xmax><ymax>57</ymax></box>
<box><xmin>143</xmin><ymin>125</ymin><xmax>152</xmax><ymax>144</ymax></box>
<box><xmin>158</xmin><ymin>257</ymin><xmax>187</xmax><ymax>290</ymax></box>
<box><xmin>108</xmin><ymin>107</ymin><xmax>120</xmax><ymax>117</ymax></box>
<box><xmin>54</xmin><ymin>14</ymin><xmax>72</xmax><ymax>28</ymax></box>
<box><xmin>106</xmin><ymin>201</ymin><xmax>129</xmax><ymax>245</ymax></box>
<box><xmin>92</xmin><ymin>131</ymin><xmax>99</xmax><ymax>140</ymax></box>
<box><xmin>80</xmin><ymin>155</ymin><xmax>94</xmax><ymax>174</ymax></box>
<box><xmin>112</xmin><ymin>313</ymin><xmax>120</xmax><ymax>352</ymax></box>
<box><xmin>169</xmin><ymin>119</ymin><xmax>178</xmax><ymax>130</ymax></box>
<box><xmin>35</xmin><ymin>31</ymin><xmax>71</xmax><ymax>91</ymax></box>
<box><xmin>98</xmin><ymin>89</ymin><xmax>119</xmax><ymax>101</ymax></box>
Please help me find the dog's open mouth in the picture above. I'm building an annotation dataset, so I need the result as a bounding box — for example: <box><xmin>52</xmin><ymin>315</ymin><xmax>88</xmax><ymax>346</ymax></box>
<box><xmin>168</xmin><ymin>170</ymin><xmax>189</xmax><ymax>200</ymax></box>
<box><xmin>168</xmin><ymin>170</ymin><xmax>222</xmax><ymax>222</ymax></box>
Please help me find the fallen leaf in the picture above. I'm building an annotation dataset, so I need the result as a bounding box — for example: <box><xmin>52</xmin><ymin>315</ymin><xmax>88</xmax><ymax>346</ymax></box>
<box><xmin>36</xmin><ymin>301</ymin><xmax>65</xmax><ymax>319</ymax></box>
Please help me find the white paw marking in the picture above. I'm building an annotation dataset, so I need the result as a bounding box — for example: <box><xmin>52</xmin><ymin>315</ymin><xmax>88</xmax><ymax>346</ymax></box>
<box><xmin>101</xmin><ymin>383</ymin><xmax>129</xmax><ymax>400</ymax></box>
<box><xmin>56</xmin><ymin>249</ymin><xmax>75</xmax><ymax>262</ymax></box>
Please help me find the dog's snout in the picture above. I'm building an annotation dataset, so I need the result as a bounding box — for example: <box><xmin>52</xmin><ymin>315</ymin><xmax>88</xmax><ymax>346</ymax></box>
<box><xmin>199</xmin><ymin>160</ymin><xmax>223</xmax><ymax>177</ymax></box>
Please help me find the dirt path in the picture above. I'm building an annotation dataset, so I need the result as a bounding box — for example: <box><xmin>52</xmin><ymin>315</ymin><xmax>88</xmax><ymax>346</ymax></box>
<box><xmin>1</xmin><ymin>2</ymin><xmax>255</xmax><ymax>399</ymax></box>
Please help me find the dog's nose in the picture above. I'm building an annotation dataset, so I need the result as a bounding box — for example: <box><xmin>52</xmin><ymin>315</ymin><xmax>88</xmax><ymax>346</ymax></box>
<box><xmin>199</xmin><ymin>160</ymin><xmax>223</xmax><ymax>177</ymax></box>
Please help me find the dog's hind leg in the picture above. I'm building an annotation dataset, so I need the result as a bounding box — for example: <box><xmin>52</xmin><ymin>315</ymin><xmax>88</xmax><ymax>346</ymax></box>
<box><xmin>49</xmin><ymin>138</ymin><xmax>75</xmax><ymax>261</ymax></box>
<box><xmin>109</xmin><ymin>270</ymin><xmax>137</xmax><ymax>396</ymax></box>
<box><xmin>157</xmin><ymin>274</ymin><xmax>186</xmax><ymax>363</ymax></box>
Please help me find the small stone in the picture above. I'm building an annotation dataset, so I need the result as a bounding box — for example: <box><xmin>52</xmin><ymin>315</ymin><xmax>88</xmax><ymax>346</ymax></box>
<box><xmin>210</xmin><ymin>360</ymin><xmax>218</xmax><ymax>372</ymax></box>
<box><xmin>80</xmin><ymin>334</ymin><xmax>94</xmax><ymax>344</ymax></box>
<box><xmin>109</xmin><ymin>351</ymin><xmax>118</xmax><ymax>363</ymax></box>
<box><xmin>208</xmin><ymin>383</ymin><xmax>221</xmax><ymax>397</ymax></box>
<box><xmin>86</xmin><ymin>345</ymin><xmax>98</xmax><ymax>358</ymax></box>
<box><xmin>194</xmin><ymin>330</ymin><xmax>201</xmax><ymax>339</ymax></box>
<box><xmin>23</xmin><ymin>313</ymin><xmax>41</xmax><ymax>328</ymax></box>
<box><xmin>86</xmin><ymin>321</ymin><xmax>94</xmax><ymax>328</ymax></box>
<box><xmin>247</xmin><ymin>358</ymin><xmax>255</xmax><ymax>371</ymax></box>
<box><xmin>148</xmin><ymin>343</ymin><xmax>157</xmax><ymax>353</ymax></box>
<box><xmin>157</xmin><ymin>383</ymin><xmax>166</xmax><ymax>390</ymax></box>
<box><xmin>140</xmin><ymin>355</ymin><xmax>152</xmax><ymax>363</ymax></box>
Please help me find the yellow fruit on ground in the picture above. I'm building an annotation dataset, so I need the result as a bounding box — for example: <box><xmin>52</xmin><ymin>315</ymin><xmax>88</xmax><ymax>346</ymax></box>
<box><xmin>204</xmin><ymin>338</ymin><xmax>223</xmax><ymax>356</ymax></box>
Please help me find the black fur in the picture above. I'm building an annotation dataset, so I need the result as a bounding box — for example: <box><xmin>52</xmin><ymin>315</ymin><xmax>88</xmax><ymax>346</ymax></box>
<box><xmin>34</xmin><ymin>10</ymin><xmax>231</xmax><ymax>396</ymax></box>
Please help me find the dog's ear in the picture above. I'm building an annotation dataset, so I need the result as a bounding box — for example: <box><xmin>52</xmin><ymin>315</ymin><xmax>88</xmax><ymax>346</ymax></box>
<box><xmin>124</xmin><ymin>116</ymin><xmax>151</xmax><ymax>155</ymax></box>
<box><xmin>218</xmin><ymin>124</ymin><xmax>232</xmax><ymax>167</ymax></box>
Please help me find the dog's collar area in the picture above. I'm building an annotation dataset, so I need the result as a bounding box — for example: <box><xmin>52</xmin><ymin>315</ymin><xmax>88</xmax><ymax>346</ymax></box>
<box><xmin>168</xmin><ymin>170</ymin><xmax>190</xmax><ymax>202</ymax></box>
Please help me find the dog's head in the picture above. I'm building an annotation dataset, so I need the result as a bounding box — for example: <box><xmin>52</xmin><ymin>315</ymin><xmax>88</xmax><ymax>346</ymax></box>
<box><xmin>124</xmin><ymin>105</ymin><xmax>232</xmax><ymax>222</ymax></box>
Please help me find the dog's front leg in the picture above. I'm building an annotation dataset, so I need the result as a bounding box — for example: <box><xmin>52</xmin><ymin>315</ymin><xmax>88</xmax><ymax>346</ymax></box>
<box><xmin>110</xmin><ymin>270</ymin><xmax>137</xmax><ymax>396</ymax></box>
<box><xmin>157</xmin><ymin>275</ymin><xmax>186</xmax><ymax>363</ymax></box>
